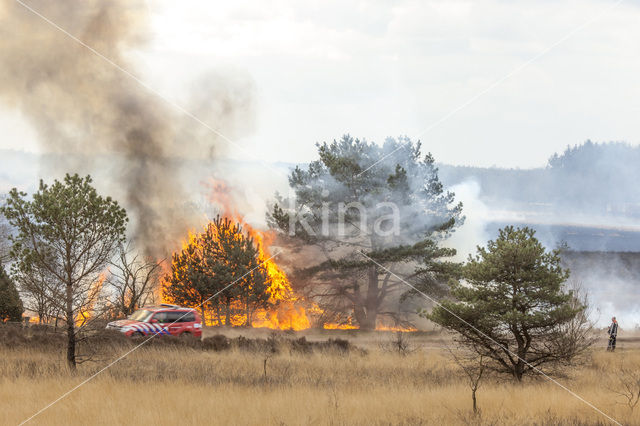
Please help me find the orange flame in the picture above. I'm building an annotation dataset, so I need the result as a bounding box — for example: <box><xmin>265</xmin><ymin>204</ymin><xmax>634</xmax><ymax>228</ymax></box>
<box><xmin>163</xmin><ymin>223</ymin><xmax>314</xmax><ymax>330</ymax></box>
<box><xmin>244</xmin><ymin>225</ymin><xmax>312</xmax><ymax>330</ymax></box>
<box><xmin>160</xmin><ymin>179</ymin><xmax>418</xmax><ymax>333</ymax></box>
<box><xmin>323</xmin><ymin>318</ymin><xmax>417</xmax><ymax>332</ymax></box>
<box><xmin>323</xmin><ymin>322</ymin><xmax>358</xmax><ymax>330</ymax></box>
<box><xmin>162</xmin><ymin>180</ymin><xmax>314</xmax><ymax>330</ymax></box>
<box><xmin>75</xmin><ymin>272</ymin><xmax>106</xmax><ymax>327</ymax></box>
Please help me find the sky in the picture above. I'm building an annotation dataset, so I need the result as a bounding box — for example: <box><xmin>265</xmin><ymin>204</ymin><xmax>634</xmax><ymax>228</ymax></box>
<box><xmin>2</xmin><ymin>0</ymin><xmax>640</xmax><ymax>168</ymax></box>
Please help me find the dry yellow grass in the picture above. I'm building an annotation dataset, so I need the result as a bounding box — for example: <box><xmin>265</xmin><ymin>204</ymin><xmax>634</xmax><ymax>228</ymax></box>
<box><xmin>1</xmin><ymin>330</ymin><xmax>639</xmax><ymax>425</ymax></box>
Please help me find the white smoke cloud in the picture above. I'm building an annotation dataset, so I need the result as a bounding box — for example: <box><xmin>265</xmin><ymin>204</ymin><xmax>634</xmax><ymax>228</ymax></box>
<box><xmin>445</xmin><ymin>179</ymin><xmax>490</xmax><ymax>261</ymax></box>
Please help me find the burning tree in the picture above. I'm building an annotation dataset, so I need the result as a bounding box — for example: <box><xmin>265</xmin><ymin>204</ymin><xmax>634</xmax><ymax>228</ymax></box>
<box><xmin>268</xmin><ymin>135</ymin><xmax>463</xmax><ymax>330</ymax></box>
<box><xmin>1</xmin><ymin>174</ymin><xmax>127</xmax><ymax>368</ymax></box>
<box><xmin>164</xmin><ymin>216</ymin><xmax>270</xmax><ymax>326</ymax></box>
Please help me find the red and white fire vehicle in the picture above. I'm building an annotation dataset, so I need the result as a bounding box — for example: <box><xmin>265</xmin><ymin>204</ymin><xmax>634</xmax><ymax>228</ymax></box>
<box><xmin>106</xmin><ymin>304</ymin><xmax>202</xmax><ymax>338</ymax></box>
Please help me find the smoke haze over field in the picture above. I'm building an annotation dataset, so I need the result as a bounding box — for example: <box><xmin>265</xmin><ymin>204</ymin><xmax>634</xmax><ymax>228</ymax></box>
<box><xmin>0</xmin><ymin>0</ymin><xmax>255</xmax><ymax>257</ymax></box>
<box><xmin>562</xmin><ymin>252</ymin><xmax>640</xmax><ymax>329</ymax></box>
<box><xmin>438</xmin><ymin>142</ymin><xmax>640</xmax><ymax>326</ymax></box>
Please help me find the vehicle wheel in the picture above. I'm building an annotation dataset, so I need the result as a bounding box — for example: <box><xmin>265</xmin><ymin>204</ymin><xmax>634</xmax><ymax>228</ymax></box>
<box><xmin>180</xmin><ymin>332</ymin><xmax>194</xmax><ymax>339</ymax></box>
<box><xmin>131</xmin><ymin>331</ymin><xmax>145</xmax><ymax>339</ymax></box>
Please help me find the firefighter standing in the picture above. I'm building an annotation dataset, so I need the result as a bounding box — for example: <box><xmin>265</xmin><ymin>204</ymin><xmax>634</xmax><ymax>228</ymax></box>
<box><xmin>607</xmin><ymin>317</ymin><xmax>618</xmax><ymax>351</ymax></box>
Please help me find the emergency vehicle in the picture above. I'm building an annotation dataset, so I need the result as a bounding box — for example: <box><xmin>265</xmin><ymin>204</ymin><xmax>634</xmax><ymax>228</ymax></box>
<box><xmin>106</xmin><ymin>304</ymin><xmax>202</xmax><ymax>338</ymax></box>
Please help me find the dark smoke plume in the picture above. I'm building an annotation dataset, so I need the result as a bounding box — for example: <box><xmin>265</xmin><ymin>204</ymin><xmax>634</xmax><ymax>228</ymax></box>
<box><xmin>0</xmin><ymin>0</ymin><xmax>255</xmax><ymax>257</ymax></box>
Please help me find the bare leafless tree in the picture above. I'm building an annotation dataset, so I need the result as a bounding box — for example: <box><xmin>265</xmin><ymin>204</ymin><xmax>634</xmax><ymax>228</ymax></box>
<box><xmin>607</xmin><ymin>356</ymin><xmax>640</xmax><ymax>413</ymax></box>
<box><xmin>380</xmin><ymin>331</ymin><xmax>418</xmax><ymax>356</ymax></box>
<box><xmin>447</xmin><ymin>346</ymin><xmax>487</xmax><ymax>416</ymax></box>
<box><xmin>107</xmin><ymin>243</ymin><xmax>162</xmax><ymax>318</ymax></box>
<box><xmin>15</xmin><ymin>261</ymin><xmax>63</xmax><ymax>325</ymax></box>
<box><xmin>14</xmin><ymin>256</ymin><xmax>105</xmax><ymax>332</ymax></box>
<box><xmin>546</xmin><ymin>280</ymin><xmax>598</xmax><ymax>370</ymax></box>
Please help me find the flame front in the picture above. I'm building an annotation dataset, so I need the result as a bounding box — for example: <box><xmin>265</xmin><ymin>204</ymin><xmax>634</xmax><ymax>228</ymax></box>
<box><xmin>75</xmin><ymin>272</ymin><xmax>106</xmax><ymax>327</ymax></box>
<box><xmin>160</xmin><ymin>180</ymin><xmax>416</xmax><ymax>332</ymax></box>
<box><xmin>162</xmin><ymin>215</ymin><xmax>313</xmax><ymax>331</ymax></box>
<box><xmin>247</xmin><ymin>228</ymin><xmax>311</xmax><ymax>331</ymax></box>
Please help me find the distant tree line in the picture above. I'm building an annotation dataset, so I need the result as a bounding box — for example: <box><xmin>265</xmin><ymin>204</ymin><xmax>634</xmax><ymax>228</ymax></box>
<box><xmin>439</xmin><ymin>140</ymin><xmax>640</xmax><ymax>217</ymax></box>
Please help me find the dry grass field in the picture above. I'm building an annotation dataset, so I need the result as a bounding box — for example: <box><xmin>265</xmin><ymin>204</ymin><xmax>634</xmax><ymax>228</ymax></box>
<box><xmin>1</xmin><ymin>326</ymin><xmax>639</xmax><ymax>425</ymax></box>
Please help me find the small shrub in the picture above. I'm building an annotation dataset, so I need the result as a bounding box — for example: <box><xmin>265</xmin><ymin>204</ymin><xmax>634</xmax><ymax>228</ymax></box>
<box><xmin>202</xmin><ymin>334</ymin><xmax>231</xmax><ymax>352</ymax></box>
<box><xmin>290</xmin><ymin>336</ymin><xmax>313</xmax><ymax>354</ymax></box>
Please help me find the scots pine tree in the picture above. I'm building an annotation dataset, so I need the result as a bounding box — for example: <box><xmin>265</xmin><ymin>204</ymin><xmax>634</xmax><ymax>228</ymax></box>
<box><xmin>268</xmin><ymin>135</ymin><xmax>463</xmax><ymax>330</ymax></box>
<box><xmin>1</xmin><ymin>174</ymin><xmax>127</xmax><ymax>368</ymax></box>
<box><xmin>428</xmin><ymin>226</ymin><xmax>589</xmax><ymax>381</ymax></box>
<box><xmin>0</xmin><ymin>265</ymin><xmax>23</xmax><ymax>322</ymax></box>
<box><xmin>164</xmin><ymin>216</ymin><xmax>269</xmax><ymax>326</ymax></box>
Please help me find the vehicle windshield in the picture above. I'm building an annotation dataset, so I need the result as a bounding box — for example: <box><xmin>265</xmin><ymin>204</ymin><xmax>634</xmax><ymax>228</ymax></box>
<box><xmin>128</xmin><ymin>310</ymin><xmax>154</xmax><ymax>322</ymax></box>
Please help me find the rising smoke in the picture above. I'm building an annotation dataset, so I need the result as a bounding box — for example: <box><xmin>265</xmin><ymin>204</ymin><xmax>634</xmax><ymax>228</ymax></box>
<box><xmin>0</xmin><ymin>0</ymin><xmax>255</xmax><ymax>257</ymax></box>
<box><xmin>438</xmin><ymin>142</ymin><xmax>640</xmax><ymax>327</ymax></box>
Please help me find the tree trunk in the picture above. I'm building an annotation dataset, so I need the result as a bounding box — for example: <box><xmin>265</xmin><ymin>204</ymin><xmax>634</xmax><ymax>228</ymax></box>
<box><xmin>353</xmin><ymin>304</ymin><xmax>368</xmax><ymax>329</ymax></box>
<box><xmin>66</xmin><ymin>282</ymin><xmax>76</xmax><ymax>370</ymax></box>
<box><xmin>359</xmin><ymin>311</ymin><xmax>377</xmax><ymax>330</ymax></box>
<box><xmin>245</xmin><ymin>299</ymin><xmax>251</xmax><ymax>327</ymax></box>
<box><xmin>199</xmin><ymin>305</ymin><xmax>207</xmax><ymax>342</ymax></box>
<box><xmin>472</xmin><ymin>388</ymin><xmax>478</xmax><ymax>414</ymax></box>
<box><xmin>360</xmin><ymin>266</ymin><xmax>379</xmax><ymax>331</ymax></box>
<box><xmin>200</xmin><ymin>306</ymin><xmax>207</xmax><ymax>327</ymax></box>
<box><xmin>514</xmin><ymin>360</ymin><xmax>524</xmax><ymax>382</ymax></box>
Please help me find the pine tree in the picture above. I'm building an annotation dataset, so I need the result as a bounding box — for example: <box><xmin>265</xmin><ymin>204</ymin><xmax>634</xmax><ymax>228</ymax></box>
<box><xmin>164</xmin><ymin>216</ymin><xmax>269</xmax><ymax>326</ymax></box>
<box><xmin>268</xmin><ymin>135</ymin><xmax>462</xmax><ymax>329</ymax></box>
<box><xmin>0</xmin><ymin>265</ymin><xmax>23</xmax><ymax>322</ymax></box>
<box><xmin>1</xmin><ymin>174</ymin><xmax>127</xmax><ymax>368</ymax></box>
<box><xmin>428</xmin><ymin>226</ymin><xmax>589</xmax><ymax>381</ymax></box>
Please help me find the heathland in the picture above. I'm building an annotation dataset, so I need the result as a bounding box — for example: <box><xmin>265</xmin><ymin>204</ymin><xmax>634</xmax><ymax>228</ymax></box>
<box><xmin>2</xmin><ymin>325</ymin><xmax>639</xmax><ymax>426</ymax></box>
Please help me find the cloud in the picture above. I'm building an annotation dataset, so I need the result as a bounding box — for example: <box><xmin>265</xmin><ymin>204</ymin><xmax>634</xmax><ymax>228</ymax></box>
<box><xmin>142</xmin><ymin>0</ymin><xmax>640</xmax><ymax>168</ymax></box>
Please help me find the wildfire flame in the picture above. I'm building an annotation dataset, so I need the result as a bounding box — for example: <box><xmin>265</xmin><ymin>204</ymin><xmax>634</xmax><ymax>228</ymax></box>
<box><xmin>322</xmin><ymin>318</ymin><xmax>417</xmax><ymax>332</ymax></box>
<box><xmin>159</xmin><ymin>179</ymin><xmax>417</xmax><ymax>332</ymax></box>
<box><xmin>162</xmin><ymin>223</ymin><xmax>313</xmax><ymax>330</ymax></box>
<box><xmin>75</xmin><ymin>272</ymin><xmax>106</xmax><ymax>327</ymax></box>
<box><xmin>161</xmin><ymin>180</ymin><xmax>313</xmax><ymax>330</ymax></box>
<box><xmin>323</xmin><ymin>321</ymin><xmax>358</xmax><ymax>330</ymax></box>
<box><xmin>242</xmin><ymin>226</ymin><xmax>312</xmax><ymax>330</ymax></box>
